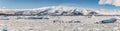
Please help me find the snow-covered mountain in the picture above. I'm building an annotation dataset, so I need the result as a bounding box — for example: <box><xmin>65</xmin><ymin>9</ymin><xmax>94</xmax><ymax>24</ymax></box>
<box><xmin>0</xmin><ymin>6</ymin><xmax>120</xmax><ymax>16</ymax></box>
<box><xmin>33</xmin><ymin>6</ymin><xmax>99</xmax><ymax>15</ymax></box>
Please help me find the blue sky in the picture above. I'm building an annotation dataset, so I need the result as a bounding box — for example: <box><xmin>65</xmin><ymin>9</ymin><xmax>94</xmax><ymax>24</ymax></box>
<box><xmin>0</xmin><ymin>0</ymin><xmax>120</xmax><ymax>9</ymax></box>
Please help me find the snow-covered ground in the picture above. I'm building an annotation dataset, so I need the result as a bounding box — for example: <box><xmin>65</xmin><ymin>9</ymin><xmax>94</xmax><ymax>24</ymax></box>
<box><xmin>0</xmin><ymin>16</ymin><xmax>120</xmax><ymax>31</ymax></box>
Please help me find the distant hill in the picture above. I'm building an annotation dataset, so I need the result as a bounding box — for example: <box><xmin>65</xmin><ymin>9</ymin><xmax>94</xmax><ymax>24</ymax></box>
<box><xmin>0</xmin><ymin>6</ymin><xmax>120</xmax><ymax>16</ymax></box>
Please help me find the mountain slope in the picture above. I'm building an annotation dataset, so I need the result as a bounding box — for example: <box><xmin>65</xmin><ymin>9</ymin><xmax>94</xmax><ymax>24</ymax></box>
<box><xmin>0</xmin><ymin>6</ymin><xmax>120</xmax><ymax>16</ymax></box>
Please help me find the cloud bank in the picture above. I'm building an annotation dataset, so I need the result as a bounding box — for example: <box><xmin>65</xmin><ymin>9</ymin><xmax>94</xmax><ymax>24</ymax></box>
<box><xmin>99</xmin><ymin>0</ymin><xmax>120</xmax><ymax>6</ymax></box>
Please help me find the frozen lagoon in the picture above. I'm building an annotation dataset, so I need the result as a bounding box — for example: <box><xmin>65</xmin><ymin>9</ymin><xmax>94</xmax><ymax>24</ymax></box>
<box><xmin>0</xmin><ymin>16</ymin><xmax>120</xmax><ymax>31</ymax></box>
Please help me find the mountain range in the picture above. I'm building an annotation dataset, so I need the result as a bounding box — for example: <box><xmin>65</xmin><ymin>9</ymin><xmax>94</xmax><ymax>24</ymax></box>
<box><xmin>0</xmin><ymin>6</ymin><xmax>120</xmax><ymax>16</ymax></box>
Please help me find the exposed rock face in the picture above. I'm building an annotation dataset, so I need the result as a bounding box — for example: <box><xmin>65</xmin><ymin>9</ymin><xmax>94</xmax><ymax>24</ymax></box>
<box><xmin>37</xmin><ymin>10</ymin><xmax>49</xmax><ymax>16</ymax></box>
<box><xmin>89</xmin><ymin>11</ymin><xmax>98</xmax><ymax>15</ymax></box>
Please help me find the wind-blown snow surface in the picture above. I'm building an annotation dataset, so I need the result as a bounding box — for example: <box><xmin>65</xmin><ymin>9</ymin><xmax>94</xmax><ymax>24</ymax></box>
<box><xmin>1</xmin><ymin>6</ymin><xmax>120</xmax><ymax>31</ymax></box>
<box><xmin>0</xmin><ymin>16</ymin><xmax>120</xmax><ymax>31</ymax></box>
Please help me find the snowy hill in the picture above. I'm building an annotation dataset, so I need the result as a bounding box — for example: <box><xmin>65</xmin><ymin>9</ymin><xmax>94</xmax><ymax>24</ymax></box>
<box><xmin>0</xmin><ymin>6</ymin><xmax>120</xmax><ymax>16</ymax></box>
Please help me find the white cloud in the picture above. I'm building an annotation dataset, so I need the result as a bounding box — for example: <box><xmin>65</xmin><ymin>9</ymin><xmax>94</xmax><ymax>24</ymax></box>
<box><xmin>99</xmin><ymin>0</ymin><xmax>120</xmax><ymax>6</ymax></box>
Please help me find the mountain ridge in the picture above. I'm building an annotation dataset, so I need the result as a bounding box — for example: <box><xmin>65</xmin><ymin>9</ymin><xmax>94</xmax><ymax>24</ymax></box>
<box><xmin>0</xmin><ymin>6</ymin><xmax>120</xmax><ymax>16</ymax></box>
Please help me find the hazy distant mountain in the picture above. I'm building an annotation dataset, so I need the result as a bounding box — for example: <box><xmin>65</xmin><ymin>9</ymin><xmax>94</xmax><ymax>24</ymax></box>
<box><xmin>0</xmin><ymin>6</ymin><xmax>120</xmax><ymax>16</ymax></box>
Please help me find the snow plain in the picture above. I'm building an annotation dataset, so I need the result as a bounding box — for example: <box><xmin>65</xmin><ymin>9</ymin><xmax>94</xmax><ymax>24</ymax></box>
<box><xmin>0</xmin><ymin>16</ymin><xmax>120</xmax><ymax>31</ymax></box>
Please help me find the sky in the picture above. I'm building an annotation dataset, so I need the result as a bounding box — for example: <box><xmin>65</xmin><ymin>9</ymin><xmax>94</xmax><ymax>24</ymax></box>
<box><xmin>0</xmin><ymin>0</ymin><xmax>120</xmax><ymax>9</ymax></box>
